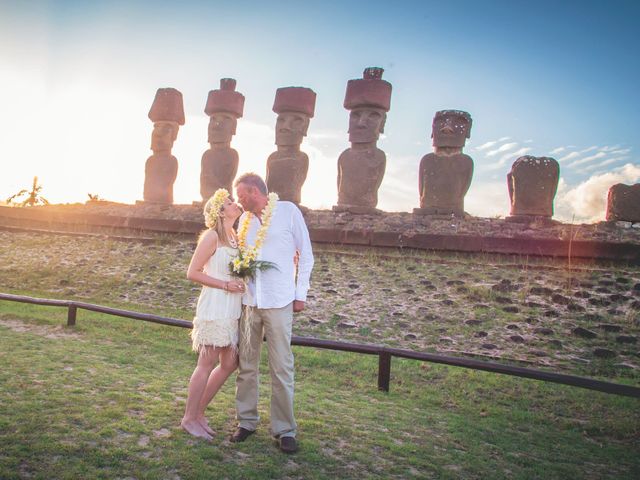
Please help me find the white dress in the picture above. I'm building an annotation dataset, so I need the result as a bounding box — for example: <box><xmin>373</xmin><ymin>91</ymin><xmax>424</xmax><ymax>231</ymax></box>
<box><xmin>191</xmin><ymin>245</ymin><xmax>241</xmax><ymax>352</ymax></box>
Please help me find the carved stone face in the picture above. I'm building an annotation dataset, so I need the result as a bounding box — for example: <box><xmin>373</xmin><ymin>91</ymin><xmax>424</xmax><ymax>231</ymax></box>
<box><xmin>151</xmin><ymin>121</ymin><xmax>179</xmax><ymax>152</ymax></box>
<box><xmin>208</xmin><ymin>112</ymin><xmax>237</xmax><ymax>144</ymax></box>
<box><xmin>348</xmin><ymin>107</ymin><xmax>386</xmax><ymax>144</ymax></box>
<box><xmin>432</xmin><ymin>113</ymin><xmax>471</xmax><ymax>148</ymax></box>
<box><xmin>275</xmin><ymin>111</ymin><xmax>309</xmax><ymax>146</ymax></box>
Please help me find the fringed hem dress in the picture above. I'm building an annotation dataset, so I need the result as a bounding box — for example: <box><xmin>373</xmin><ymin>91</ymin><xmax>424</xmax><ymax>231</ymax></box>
<box><xmin>191</xmin><ymin>245</ymin><xmax>241</xmax><ymax>353</ymax></box>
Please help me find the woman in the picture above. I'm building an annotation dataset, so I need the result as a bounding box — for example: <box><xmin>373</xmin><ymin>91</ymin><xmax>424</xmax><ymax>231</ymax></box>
<box><xmin>181</xmin><ymin>188</ymin><xmax>246</xmax><ymax>440</ymax></box>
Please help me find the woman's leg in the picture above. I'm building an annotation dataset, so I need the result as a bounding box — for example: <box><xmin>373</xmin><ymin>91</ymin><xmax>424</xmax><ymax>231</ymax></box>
<box><xmin>197</xmin><ymin>345</ymin><xmax>239</xmax><ymax>431</ymax></box>
<box><xmin>181</xmin><ymin>346</ymin><xmax>219</xmax><ymax>439</ymax></box>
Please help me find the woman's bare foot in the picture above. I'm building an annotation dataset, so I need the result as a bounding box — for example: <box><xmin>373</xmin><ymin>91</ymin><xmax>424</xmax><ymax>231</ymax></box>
<box><xmin>198</xmin><ymin>417</ymin><xmax>215</xmax><ymax>436</ymax></box>
<box><xmin>180</xmin><ymin>419</ymin><xmax>213</xmax><ymax>440</ymax></box>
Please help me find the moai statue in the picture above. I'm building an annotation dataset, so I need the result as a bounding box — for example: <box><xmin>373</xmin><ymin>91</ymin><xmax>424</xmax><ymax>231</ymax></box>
<box><xmin>335</xmin><ymin>67</ymin><xmax>392</xmax><ymax>214</ymax></box>
<box><xmin>201</xmin><ymin>78</ymin><xmax>245</xmax><ymax>202</ymax></box>
<box><xmin>507</xmin><ymin>156</ymin><xmax>560</xmax><ymax>220</ymax></box>
<box><xmin>606</xmin><ymin>183</ymin><xmax>640</xmax><ymax>222</ymax></box>
<box><xmin>414</xmin><ymin>110</ymin><xmax>473</xmax><ymax>217</ymax></box>
<box><xmin>266</xmin><ymin>86</ymin><xmax>316</xmax><ymax>205</ymax></box>
<box><xmin>143</xmin><ymin>88</ymin><xmax>185</xmax><ymax>204</ymax></box>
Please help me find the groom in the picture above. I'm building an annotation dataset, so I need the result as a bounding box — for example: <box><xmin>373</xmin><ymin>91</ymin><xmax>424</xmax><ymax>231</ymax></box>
<box><xmin>231</xmin><ymin>172</ymin><xmax>314</xmax><ymax>453</ymax></box>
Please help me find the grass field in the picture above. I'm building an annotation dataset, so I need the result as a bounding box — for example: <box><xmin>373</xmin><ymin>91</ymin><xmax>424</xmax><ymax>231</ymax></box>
<box><xmin>1</xmin><ymin>231</ymin><xmax>639</xmax><ymax>479</ymax></box>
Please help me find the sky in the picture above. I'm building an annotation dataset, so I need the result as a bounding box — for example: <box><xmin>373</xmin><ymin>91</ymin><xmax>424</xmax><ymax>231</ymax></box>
<box><xmin>1</xmin><ymin>0</ymin><xmax>639</xmax><ymax>222</ymax></box>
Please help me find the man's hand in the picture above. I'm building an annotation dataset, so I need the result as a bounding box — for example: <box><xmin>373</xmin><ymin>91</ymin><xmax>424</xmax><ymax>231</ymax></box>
<box><xmin>293</xmin><ymin>300</ymin><xmax>306</xmax><ymax>313</ymax></box>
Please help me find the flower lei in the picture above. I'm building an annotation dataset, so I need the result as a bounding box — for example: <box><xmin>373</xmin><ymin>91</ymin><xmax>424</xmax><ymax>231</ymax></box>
<box><xmin>231</xmin><ymin>192</ymin><xmax>278</xmax><ymax>277</ymax></box>
<box><xmin>203</xmin><ymin>188</ymin><xmax>229</xmax><ymax>228</ymax></box>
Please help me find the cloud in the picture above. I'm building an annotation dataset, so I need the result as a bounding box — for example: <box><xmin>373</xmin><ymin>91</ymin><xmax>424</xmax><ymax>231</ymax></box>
<box><xmin>486</xmin><ymin>142</ymin><xmax>518</xmax><ymax>157</ymax></box>
<box><xmin>484</xmin><ymin>147</ymin><xmax>532</xmax><ymax>171</ymax></box>
<box><xmin>465</xmin><ymin>180</ymin><xmax>510</xmax><ymax>218</ymax></box>
<box><xmin>476</xmin><ymin>140</ymin><xmax>499</xmax><ymax>151</ymax></box>
<box><xmin>584</xmin><ymin>157</ymin><xmax>629</xmax><ymax>171</ymax></box>
<box><xmin>554</xmin><ymin>163</ymin><xmax>640</xmax><ymax>222</ymax></box>
<box><xmin>558</xmin><ymin>151</ymin><xmax>581</xmax><ymax>162</ymax></box>
<box><xmin>566</xmin><ymin>151</ymin><xmax>607</xmax><ymax>168</ymax></box>
<box><xmin>549</xmin><ymin>147</ymin><xmax>566</xmax><ymax>155</ymax></box>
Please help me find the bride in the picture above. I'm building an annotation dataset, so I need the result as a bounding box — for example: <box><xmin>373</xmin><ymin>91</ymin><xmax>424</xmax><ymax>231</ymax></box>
<box><xmin>181</xmin><ymin>188</ymin><xmax>246</xmax><ymax>440</ymax></box>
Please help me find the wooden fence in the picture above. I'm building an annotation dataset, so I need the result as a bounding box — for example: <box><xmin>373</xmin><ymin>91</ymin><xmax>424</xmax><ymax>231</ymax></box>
<box><xmin>1</xmin><ymin>292</ymin><xmax>639</xmax><ymax>398</ymax></box>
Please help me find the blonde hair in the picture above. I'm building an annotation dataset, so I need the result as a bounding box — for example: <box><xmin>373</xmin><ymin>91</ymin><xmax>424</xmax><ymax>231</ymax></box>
<box><xmin>202</xmin><ymin>189</ymin><xmax>232</xmax><ymax>246</ymax></box>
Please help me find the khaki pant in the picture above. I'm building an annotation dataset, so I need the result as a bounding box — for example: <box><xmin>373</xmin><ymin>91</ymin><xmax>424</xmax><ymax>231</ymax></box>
<box><xmin>235</xmin><ymin>302</ymin><xmax>296</xmax><ymax>438</ymax></box>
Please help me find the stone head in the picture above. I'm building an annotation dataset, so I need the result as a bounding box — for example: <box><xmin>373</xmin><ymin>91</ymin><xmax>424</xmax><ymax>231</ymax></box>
<box><xmin>432</xmin><ymin>110</ymin><xmax>472</xmax><ymax>148</ymax></box>
<box><xmin>343</xmin><ymin>67</ymin><xmax>392</xmax><ymax>145</ymax></box>
<box><xmin>208</xmin><ymin>112</ymin><xmax>238</xmax><ymax>144</ymax></box>
<box><xmin>151</xmin><ymin>121</ymin><xmax>179</xmax><ymax>152</ymax></box>
<box><xmin>348</xmin><ymin>107</ymin><xmax>386</xmax><ymax>143</ymax></box>
<box><xmin>272</xmin><ymin>86</ymin><xmax>316</xmax><ymax>147</ymax></box>
<box><xmin>275</xmin><ymin>111</ymin><xmax>310</xmax><ymax>146</ymax></box>
<box><xmin>204</xmin><ymin>78</ymin><xmax>244</xmax><ymax>144</ymax></box>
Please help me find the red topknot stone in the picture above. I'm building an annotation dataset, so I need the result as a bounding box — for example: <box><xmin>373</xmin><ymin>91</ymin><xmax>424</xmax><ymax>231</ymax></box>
<box><xmin>606</xmin><ymin>183</ymin><xmax>640</xmax><ymax>222</ymax></box>
<box><xmin>273</xmin><ymin>86</ymin><xmax>316</xmax><ymax>118</ymax></box>
<box><xmin>148</xmin><ymin>88</ymin><xmax>185</xmax><ymax>125</ymax></box>
<box><xmin>344</xmin><ymin>67</ymin><xmax>392</xmax><ymax>112</ymax></box>
<box><xmin>205</xmin><ymin>78</ymin><xmax>245</xmax><ymax>118</ymax></box>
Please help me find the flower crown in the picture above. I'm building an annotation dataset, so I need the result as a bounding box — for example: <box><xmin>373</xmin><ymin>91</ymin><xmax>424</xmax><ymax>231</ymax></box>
<box><xmin>204</xmin><ymin>188</ymin><xmax>230</xmax><ymax>228</ymax></box>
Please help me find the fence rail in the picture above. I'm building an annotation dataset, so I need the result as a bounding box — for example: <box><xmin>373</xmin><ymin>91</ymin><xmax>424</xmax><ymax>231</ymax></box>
<box><xmin>1</xmin><ymin>292</ymin><xmax>639</xmax><ymax>398</ymax></box>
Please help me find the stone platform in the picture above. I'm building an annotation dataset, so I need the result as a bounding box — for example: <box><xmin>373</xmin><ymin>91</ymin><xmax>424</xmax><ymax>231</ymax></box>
<box><xmin>1</xmin><ymin>202</ymin><xmax>639</xmax><ymax>262</ymax></box>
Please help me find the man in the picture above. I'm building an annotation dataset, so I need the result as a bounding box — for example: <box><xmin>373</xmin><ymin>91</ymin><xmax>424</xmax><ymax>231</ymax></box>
<box><xmin>231</xmin><ymin>172</ymin><xmax>314</xmax><ymax>454</ymax></box>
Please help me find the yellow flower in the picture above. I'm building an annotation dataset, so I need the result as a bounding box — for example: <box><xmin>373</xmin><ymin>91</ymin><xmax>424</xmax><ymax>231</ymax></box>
<box><xmin>203</xmin><ymin>189</ymin><xmax>230</xmax><ymax>228</ymax></box>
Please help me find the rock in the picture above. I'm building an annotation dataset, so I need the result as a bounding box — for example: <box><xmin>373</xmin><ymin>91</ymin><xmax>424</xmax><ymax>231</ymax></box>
<box><xmin>572</xmin><ymin>327</ymin><xmax>598</xmax><ymax>339</ymax></box>
<box><xmin>551</xmin><ymin>293</ymin><xmax>570</xmax><ymax>305</ymax></box>
<box><xmin>530</xmin><ymin>286</ymin><xmax>553</xmax><ymax>296</ymax></box>
<box><xmin>509</xmin><ymin>335</ymin><xmax>525</xmax><ymax>343</ymax></box>
<box><xmin>544</xmin><ymin>309</ymin><xmax>559</xmax><ymax>317</ymax></box>
<box><xmin>481</xmin><ymin>343</ymin><xmax>497</xmax><ymax>350</ymax></box>
<box><xmin>502</xmin><ymin>306</ymin><xmax>520</xmax><ymax>313</ymax></box>
<box><xmin>441</xmin><ymin>299</ymin><xmax>455</xmax><ymax>306</ymax></box>
<box><xmin>593</xmin><ymin>348</ymin><xmax>616</xmax><ymax>359</ymax></box>
<box><xmin>608</xmin><ymin>294</ymin><xmax>625</xmax><ymax>302</ymax></box>
<box><xmin>534</xmin><ymin>327</ymin><xmax>554</xmax><ymax>335</ymax></box>
<box><xmin>548</xmin><ymin>339</ymin><xmax>563</xmax><ymax>348</ymax></box>
<box><xmin>630</xmin><ymin>300</ymin><xmax>640</xmax><ymax>310</ymax></box>
<box><xmin>337</xmin><ymin>321</ymin><xmax>357</xmax><ymax>329</ymax></box>
<box><xmin>392</xmin><ymin>312</ymin><xmax>404</xmax><ymax>317</ymax></box>
<box><xmin>439</xmin><ymin>337</ymin><xmax>453</xmax><ymax>344</ymax></box>
<box><xmin>308</xmin><ymin>318</ymin><xmax>326</xmax><ymax>325</ymax></box>
<box><xmin>404</xmin><ymin>333</ymin><xmax>417</xmax><ymax>340</ymax></box>
<box><xmin>615</xmin><ymin>277</ymin><xmax>630</xmax><ymax>284</ymax></box>
<box><xmin>574</xmin><ymin>291</ymin><xmax>591</xmax><ymax>299</ymax></box>
<box><xmin>465</xmin><ymin>319</ymin><xmax>482</xmax><ymax>326</ymax></box>
<box><xmin>492</xmin><ymin>280</ymin><xmax>518</xmax><ymax>292</ymax></box>
<box><xmin>506</xmin><ymin>324</ymin><xmax>520</xmax><ymax>330</ymax></box>
<box><xmin>588</xmin><ymin>297</ymin><xmax>611</xmax><ymax>307</ymax></box>
<box><xmin>494</xmin><ymin>296</ymin><xmax>513</xmax><ymax>304</ymax></box>
<box><xmin>616</xmin><ymin>335</ymin><xmax>637</xmax><ymax>344</ymax></box>
<box><xmin>524</xmin><ymin>301</ymin><xmax>545</xmax><ymax>308</ymax></box>
<box><xmin>404</xmin><ymin>288</ymin><xmax>415</xmax><ymax>294</ymax></box>
<box><xmin>325</xmin><ymin>289</ymin><xmax>338</xmax><ymax>294</ymax></box>
<box><xmin>529</xmin><ymin>350</ymin><xmax>547</xmax><ymax>357</ymax></box>
<box><xmin>348</xmin><ymin>283</ymin><xmax>360</xmax><ymax>289</ymax></box>
<box><xmin>597</xmin><ymin>324</ymin><xmax>622</xmax><ymax>332</ymax></box>
<box><xmin>567</xmin><ymin>303</ymin><xmax>585</xmax><ymax>312</ymax></box>
<box><xmin>474</xmin><ymin>331</ymin><xmax>488</xmax><ymax>338</ymax></box>
<box><xmin>446</xmin><ymin>280</ymin><xmax>465</xmax><ymax>286</ymax></box>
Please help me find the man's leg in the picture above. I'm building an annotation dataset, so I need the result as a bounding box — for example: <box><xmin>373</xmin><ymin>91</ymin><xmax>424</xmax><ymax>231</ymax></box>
<box><xmin>235</xmin><ymin>308</ymin><xmax>264</xmax><ymax>431</ymax></box>
<box><xmin>262</xmin><ymin>303</ymin><xmax>296</xmax><ymax>438</ymax></box>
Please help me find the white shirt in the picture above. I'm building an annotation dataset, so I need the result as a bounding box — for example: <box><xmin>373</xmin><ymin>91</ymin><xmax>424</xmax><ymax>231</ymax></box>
<box><xmin>241</xmin><ymin>201</ymin><xmax>314</xmax><ymax>309</ymax></box>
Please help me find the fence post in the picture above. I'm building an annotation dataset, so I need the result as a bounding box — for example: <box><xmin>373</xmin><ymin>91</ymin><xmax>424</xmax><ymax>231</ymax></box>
<box><xmin>378</xmin><ymin>350</ymin><xmax>391</xmax><ymax>392</ymax></box>
<box><xmin>67</xmin><ymin>304</ymin><xmax>77</xmax><ymax>326</ymax></box>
